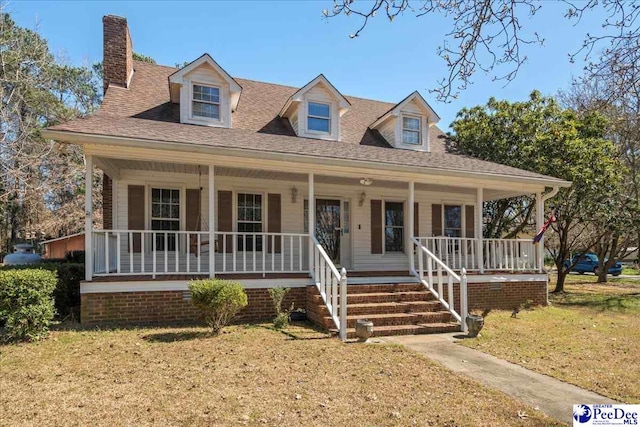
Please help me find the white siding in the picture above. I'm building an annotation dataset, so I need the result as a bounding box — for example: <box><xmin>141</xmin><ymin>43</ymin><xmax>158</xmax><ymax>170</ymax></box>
<box><xmin>112</xmin><ymin>170</ymin><xmax>476</xmax><ymax>272</ymax></box>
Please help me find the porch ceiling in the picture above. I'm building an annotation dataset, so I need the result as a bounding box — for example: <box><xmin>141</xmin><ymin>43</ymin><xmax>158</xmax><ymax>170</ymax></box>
<box><xmin>98</xmin><ymin>158</ymin><xmax>531</xmax><ymax>198</ymax></box>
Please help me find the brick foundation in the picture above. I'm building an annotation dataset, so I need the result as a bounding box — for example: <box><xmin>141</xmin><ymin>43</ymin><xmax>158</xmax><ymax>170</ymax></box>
<box><xmin>81</xmin><ymin>280</ymin><xmax>546</xmax><ymax>327</ymax></box>
<box><xmin>442</xmin><ymin>281</ymin><xmax>547</xmax><ymax>313</ymax></box>
<box><xmin>81</xmin><ymin>287</ymin><xmax>306</xmax><ymax>326</ymax></box>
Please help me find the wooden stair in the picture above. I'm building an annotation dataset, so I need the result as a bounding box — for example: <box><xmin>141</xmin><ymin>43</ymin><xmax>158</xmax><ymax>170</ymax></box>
<box><xmin>306</xmin><ymin>283</ymin><xmax>460</xmax><ymax>339</ymax></box>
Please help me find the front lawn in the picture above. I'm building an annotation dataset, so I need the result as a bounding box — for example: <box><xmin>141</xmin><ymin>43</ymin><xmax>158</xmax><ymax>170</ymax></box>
<box><xmin>0</xmin><ymin>323</ymin><xmax>559</xmax><ymax>426</ymax></box>
<box><xmin>460</xmin><ymin>275</ymin><xmax>640</xmax><ymax>403</ymax></box>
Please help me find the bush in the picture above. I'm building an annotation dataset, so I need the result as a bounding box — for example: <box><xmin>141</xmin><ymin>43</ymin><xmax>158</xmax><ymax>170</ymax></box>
<box><xmin>0</xmin><ymin>262</ymin><xmax>83</xmax><ymax>321</ymax></box>
<box><xmin>188</xmin><ymin>279</ymin><xmax>248</xmax><ymax>334</ymax></box>
<box><xmin>268</xmin><ymin>287</ymin><xmax>294</xmax><ymax>330</ymax></box>
<box><xmin>0</xmin><ymin>269</ymin><xmax>57</xmax><ymax>342</ymax></box>
<box><xmin>54</xmin><ymin>263</ymin><xmax>83</xmax><ymax>319</ymax></box>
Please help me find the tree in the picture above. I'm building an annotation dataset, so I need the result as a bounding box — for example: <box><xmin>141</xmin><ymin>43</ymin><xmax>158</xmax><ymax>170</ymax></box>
<box><xmin>0</xmin><ymin>10</ymin><xmax>101</xmax><ymax>254</ymax></box>
<box><xmin>449</xmin><ymin>91</ymin><xmax>622</xmax><ymax>292</ymax></box>
<box><xmin>559</xmin><ymin>74</ymin><xmax>640</xmax><ymax>282</ymax></box>
<box><xmin>325</xmin><ymin>0</ymin><xmax>640</xmax><ymax>102</ymax></box>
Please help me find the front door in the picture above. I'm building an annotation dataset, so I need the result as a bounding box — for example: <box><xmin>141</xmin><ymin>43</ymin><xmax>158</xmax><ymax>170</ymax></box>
<box><xmin>315</xmin><ymin>198</ymin><xmax>352</xmax><ymax>268</ymax></box>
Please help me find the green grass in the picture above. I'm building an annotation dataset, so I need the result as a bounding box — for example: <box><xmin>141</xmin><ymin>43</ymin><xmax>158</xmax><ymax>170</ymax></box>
<box><xmin>622</xmin><ymin>266</ymin><xmax>640</xmax><ymax>276</ymax></box>
<box><xmin>460</xmin><ymin>276</ymin><xmax>640</xmax><ymax>403</ymax></box>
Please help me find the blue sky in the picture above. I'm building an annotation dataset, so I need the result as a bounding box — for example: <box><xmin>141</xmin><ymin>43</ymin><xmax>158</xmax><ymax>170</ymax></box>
<box><xmin>9</xmin><ymin>1</ymin><xmax>604</xmax><ymax>129</ymax></box>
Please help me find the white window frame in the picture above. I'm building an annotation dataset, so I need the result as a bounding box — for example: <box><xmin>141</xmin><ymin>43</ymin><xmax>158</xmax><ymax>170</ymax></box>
<box><xmin>306</xmin><ymin>101</ymin><xmax>331</xmax><ymax>134</ymax></box>
<box><xmin>149</xmin><ymin>187</ymin><xmax>182</xmax><ymax>251</ymax></box>
<box><xmin>383</xmin><ymin>200</ymin><xmax>405</xmax><ymax>254</ymax></box>
<box><xmin>236</xmin><ymin>192</ymin><xmax>264</xmax><ymax>252</ymax></box>
<box><xmin>191</xmin><ymin>83</ymin><xmax>221</xmax><ymax>120</ymax></box>
<box><xmin>401</xmin><ymin>114</ymin><xmax>421</xmax><ymax>145</ymax></box>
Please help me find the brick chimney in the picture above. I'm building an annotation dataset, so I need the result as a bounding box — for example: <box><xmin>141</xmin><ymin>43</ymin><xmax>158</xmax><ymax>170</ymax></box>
<box><xmin>102</xmin><ymin>15</ymin><xmax>133</xmax><ymax>94</ymax></box>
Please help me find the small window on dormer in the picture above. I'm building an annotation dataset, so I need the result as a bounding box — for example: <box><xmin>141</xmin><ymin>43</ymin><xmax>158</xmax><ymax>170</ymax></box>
<box><xmin>193</xmin><ymin>84</ymin><xmax>220</xmax><ymax>119</ymax></box>
<box><xmin>308</xmin><ymin>102</ymin><xmax>330</xmax><ymax>133</ymax></box>
<box><xmin>402</xmin><ymin>116</ymin><xmax>421</xmax><ymax>145</ymax></box>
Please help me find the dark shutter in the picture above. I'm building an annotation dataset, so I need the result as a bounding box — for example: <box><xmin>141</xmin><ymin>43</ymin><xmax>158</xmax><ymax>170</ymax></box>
<box><xmin>186</xmin><ymin>189</ymin><xmax>201</xmax><ymax>231</ymax></box>
<box><xmin>218</xmin><ymin>190</ymin><xmax>233</xmax><ymax>253</ymax></box>
<box><xmin>267</xmin><ymin>193</ymin><xmax>281</xmax><ymax>254</ymax></box>
<box><xmin>414</xmin><ymin>202</ymin><xmax>419</xmax><ymax>237</ymax></box>
<box><xmin>128</xmin><ymin>185</ymin><xmax>145</xmax><ymax>252</ymax></box>
<box><xmin>371</xmin><ymin>200</ymin><xmax>382</xmax><ymax>254</ymax></box>
<box><xmin>432</xmin><ymin>204</ymin><xmax>443</xmax><ymax>236</ymax></box>
<box><xmin>186</xmin><ymin>189</ymin><xmax>201</xmax><ymax>252</ymax></box>
<box><xmin>465</xmin><ymin>205</ymin><xmax>475</xmax><ymax>238</ymax></box>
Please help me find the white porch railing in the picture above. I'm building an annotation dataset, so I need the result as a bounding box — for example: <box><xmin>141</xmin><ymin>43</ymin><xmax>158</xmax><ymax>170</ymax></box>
<box><xmin>411</xmin><ymin>237</ymin><xmax>468</xmax><ymax>332</ymax></box>
<box><xmin>92</xmin><ymin>230</ymin><xmax>308</xmax><ymax>276</ymax></box>
<box><xmin>311</xmin><ymin>235</ymin><xmax>347</xmax><ymax>341</ymax></box>
<box><xmin>418</xmin><ymin>237</ymin><xmax>538</xmax><ymax>272</ymax></box>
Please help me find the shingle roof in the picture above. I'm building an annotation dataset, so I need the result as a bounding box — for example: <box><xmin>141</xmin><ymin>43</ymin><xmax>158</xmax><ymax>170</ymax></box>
<box><xmin>47</xmin><ymin>60</ymin><xmax>568</xmax><ymax>184</ymax></box>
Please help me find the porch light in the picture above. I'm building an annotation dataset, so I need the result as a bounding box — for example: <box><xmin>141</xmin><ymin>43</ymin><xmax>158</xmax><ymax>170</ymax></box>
<box><xmin>291</xmin><ymin>186</ymin><xmax>298</xmax><ymax>203</ymax></box>
<box><xmin>358</xmin><ymin>178</ymin><xmax>372</xmax><ymax>206</ymax></box>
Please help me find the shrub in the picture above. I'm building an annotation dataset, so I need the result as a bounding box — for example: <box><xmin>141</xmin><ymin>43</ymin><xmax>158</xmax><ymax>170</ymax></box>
<box><xmin>188</xmin><ymin>279</ymin><xmax>248</xmax><ymax>334</ymax></box>
<box><xmin>268</xmin><ymin>287</ymin><xmax>294</xmax><ymax>330</ymax></box>
<box><xmin>0</xmin><ymin>262</ymin><xmax>83</xmax><ymax>321</ymax></box>
<box><xmin>0</xmin><ymin>269</ymin><xmax>57</xmax><ymax>342</ymax></box>
<box><xmin>54</xmin><ymin>263</ymin><xmax>83</xmax><ymax>320</ymax></box>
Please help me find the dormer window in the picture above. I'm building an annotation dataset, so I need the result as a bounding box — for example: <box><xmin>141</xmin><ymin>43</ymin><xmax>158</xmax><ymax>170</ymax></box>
<box><xmin>402</xmin><ymin>116</ymin><xmax>421</xmax><ymax>145</ymax></box>
<box><xmin>192</xmin><ymin>84</ymin><xmax>220</xmax><ymax>119</ymax></box>
<box><xmin>308</xmin><ymin>102</ymin><xmax>331</xmax><ymax>133</ymax></box>
<box><xmin>169</xmin><ymin>54</ymin><xmax>242</xmax><ymax>128</ymax></box>
<box><xmin>369</xmin><ymin>91</ymin><xmax>440</xmax><ymax>152</ymax></box>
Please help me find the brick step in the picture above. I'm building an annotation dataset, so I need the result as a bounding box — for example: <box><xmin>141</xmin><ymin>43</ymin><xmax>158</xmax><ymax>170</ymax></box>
<box><xmin>343</xmin><ymin>283</ymin><xmax>423</xmax><ymax>294</ymax></box>
<box><xmin>340</xmin><ymin>322</ymin><xmax>460</xmax><ymax>339</ymax></box>
<box><xmin>347</xmin><ymin>300</ymin><xmax>443</xmax><ymax>315</ymax></box>
<box><xmin>346</xmin><ymin>291</ymin><xmax>437</xmax><ymax>305</ymax></box>
<box><xmin>323</xmin><ymin>311</ymin><xmax>454</xmax><ymax>329</ymax></box>
<box><xmin>309</xmin><ymin>290</ymin><xmax>436</xmax><ymax>306</ymax></box>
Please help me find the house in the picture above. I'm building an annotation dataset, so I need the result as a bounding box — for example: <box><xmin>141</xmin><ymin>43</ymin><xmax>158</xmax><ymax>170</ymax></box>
<box><xmin>41</xmin><ymin>232</ymin><xmax>85</xmax><ymax>259</ymax></box>
<box><xmin>42</xmin><ymin>15</ymin><xmax>570</xmax><ymax>339</ymax></box>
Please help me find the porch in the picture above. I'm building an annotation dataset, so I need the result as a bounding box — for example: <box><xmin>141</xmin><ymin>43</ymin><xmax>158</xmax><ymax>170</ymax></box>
<box><xmin>79</xmin><ymin>147</ymin><xmax>556</xmax><ymax>338</ymax></box>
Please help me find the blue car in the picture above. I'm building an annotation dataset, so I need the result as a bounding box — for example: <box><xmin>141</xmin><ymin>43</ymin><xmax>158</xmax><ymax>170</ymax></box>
<box><xmin>564</xmin><ymin>253</ymin><xmax>622</xmax><ymax>276</ymax></box>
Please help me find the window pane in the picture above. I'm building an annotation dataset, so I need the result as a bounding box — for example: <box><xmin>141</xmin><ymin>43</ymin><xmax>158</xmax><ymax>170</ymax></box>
<box><xmin>403</xmin><ymin>117</ymin><xmax>420</xmax><ymax>130</ymax></box>
<box><xmin>402</xmin><ymin>130</ymin><xmax>420</xmax><ymax>144</ymax></box>
<box><xmin>152</xmin><ymin>188</ymin><xmax>160</xmax><ymax>202</ymax></box>
<box><xmin>193</xmin><ymin>85</ymin><xmax>219</xmax><ymax>103</ymax></box>
<box><xmin>171</xmin><ymin>190</ymin><xmax>180</xmax><ymax>204</ymax></box>
<box><xmin>308</xmin><ymin>102</ymin><xmax>330</xmax><ymax>118</ymax></box>
<box><xmin>308</xmin><ymin>117</ymin><xmax>330</xmax><ymax>133</ymax></box>
<box><xmin>193</xmin><ymin>101</ymin><xmax>220</xmax><ymax>119</ymax></box>
<box><xmin>385</xmin><ymin>227</ymin><xmax>404</xmax><ymax>252</ymax></box>
<box><xmin>444</xmin><ymin>205</ymin><xmax>462</xmax><ymax>228</ymax></box>
<box><xmin>303</xmin><ymin>199</ymin><xmax>309</xmax><ymax>233</ymax></box>
<box><xmin>385</xmin><ymin>202</ymin><xmax>404</xmax><ymax>226</ymax></box>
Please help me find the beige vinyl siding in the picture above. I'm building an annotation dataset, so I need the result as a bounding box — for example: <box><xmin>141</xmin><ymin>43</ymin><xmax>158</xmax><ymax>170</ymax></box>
<box><xmin>113</xmin><ymin>170</ymin><xmax>476</xmax><ymax>272</ymax></box>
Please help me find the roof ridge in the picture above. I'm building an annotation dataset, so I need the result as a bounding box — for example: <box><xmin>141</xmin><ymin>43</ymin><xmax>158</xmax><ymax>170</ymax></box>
<box><xmin>135</xmin><ymin>60</ymin><xmax>401</xmax><ymax>109</ymax></box>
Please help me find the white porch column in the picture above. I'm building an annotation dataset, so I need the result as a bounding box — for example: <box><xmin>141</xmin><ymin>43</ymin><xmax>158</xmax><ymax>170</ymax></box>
<box><xmin>308</xmin><ymin>173</ymin><xmax>315</xmax><ymax>277</ymax></box>
<box><xmin>476</xmin><ymin>187</ymin><xmax>484</xmax><ymax>273</ymax></box>
<box><xmin>407</xmin><ymin>181</ymin><xmax>415</xmax><ymax>273</ymax></box>
<box><xmin>84</xmin><ymin>154</ymin><xmax>93</xmax><ymax>281</ymax></box>
<box><xmin>536</xmin><ymin>192</ymin><xmax>544</xmax><ymax>273</ymax></box>
<box><xmin>209</xmin><ymin>165</ymin><xmax>215</xmax><ymax>278</ymax></box>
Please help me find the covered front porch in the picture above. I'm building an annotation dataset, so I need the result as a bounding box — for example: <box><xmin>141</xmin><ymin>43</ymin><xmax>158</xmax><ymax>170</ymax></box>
<box><xmin>84</xmin><ymin>150</ymin><xmax>548</xmax><ymax>281</ymax></box>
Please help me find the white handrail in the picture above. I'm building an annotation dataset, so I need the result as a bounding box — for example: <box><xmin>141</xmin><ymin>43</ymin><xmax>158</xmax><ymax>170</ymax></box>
<box><xmin>411</xmin><ymin>237</ymin><xmax>468</xmax><ymax>332</ymax></box>
<box><xmin>310</xmin><ymin>235</ymin><xmax>347</xmax><ymax>341</ymax></box>
<box><xmin>419</xmin><ymin>236</ymin><xmax>538</xmax><ymax>272</ymax></box>
<box><xmin>91</xmin><ymin>230</ymin><xmax>309</xmax><ymax>277</ymax></box>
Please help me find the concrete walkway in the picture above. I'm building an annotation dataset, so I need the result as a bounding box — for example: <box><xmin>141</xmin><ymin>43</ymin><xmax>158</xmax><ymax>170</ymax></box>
<box><xmin>379</xmin><ymin>333</ymin><xmax>617</xmax><ymax>424</ymax></box>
